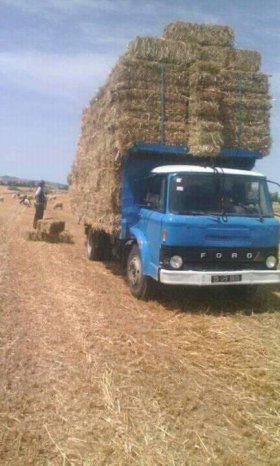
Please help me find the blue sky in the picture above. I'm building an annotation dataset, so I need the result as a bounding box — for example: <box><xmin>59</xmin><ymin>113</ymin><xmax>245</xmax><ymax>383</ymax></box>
<box><xmin>0</xmin><ymin>0</ymin><xmax>280</xmax><ymax>183</ymax></box>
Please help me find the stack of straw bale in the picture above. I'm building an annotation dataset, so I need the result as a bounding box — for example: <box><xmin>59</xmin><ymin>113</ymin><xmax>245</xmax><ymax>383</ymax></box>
<box><xmin>37</xmin><ymin>220</ymin><xmax>65</xmax><ymax>236</ymax></box>
<box><xmin>188</xmin><ymin>62</ymin><xmax>224</xmax><ymax>156</ymax></box>
<box><xmin>27</xmin><ymin>220</ymin><xmax>72</xmax><ymax>243</ymax></box>
<box><xmin>219</xmin><ymin>70</ymin><xmax>271</xmax><ymax>152</ymax></box>
<box><xmin>70</xmin><ymin>22</ymin><xmax>271</xmax><ymax>234</ymax></box>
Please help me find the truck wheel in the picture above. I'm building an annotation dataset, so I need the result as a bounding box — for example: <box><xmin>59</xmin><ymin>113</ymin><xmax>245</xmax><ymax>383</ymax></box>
<box><xmin>102</xmin><ymin>234</ymin><xmax>112</xmax><ymax>261</ymax></box>
<box><xmin>127</xmin><ymin>245</ymin><xmax>153</xmax><ymax>299</ymax></box>
<box><xmin>86</xmin><ymin>230</ymin><xmax>103</xmax><ymax>261</ymax></box>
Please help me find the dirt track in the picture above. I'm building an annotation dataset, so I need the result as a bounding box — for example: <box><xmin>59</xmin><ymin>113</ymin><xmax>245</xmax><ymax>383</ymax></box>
<box><xmin>1</xmin><ymin>190</ymin><xmax>280</xmax><ymax>466</ymax></box>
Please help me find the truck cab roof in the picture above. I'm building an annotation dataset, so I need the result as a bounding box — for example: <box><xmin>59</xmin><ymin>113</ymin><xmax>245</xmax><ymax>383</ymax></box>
<box><xmin>152</xmin><ymin>165</ymin><xmax>264</xmax><ymax>178</ymax></box>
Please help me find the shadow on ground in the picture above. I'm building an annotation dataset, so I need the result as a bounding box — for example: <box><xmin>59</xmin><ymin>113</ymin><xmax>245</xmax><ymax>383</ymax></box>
<box><xmin>154</xmin><ymin>284</ymin><xmax>280</xmax><ymax>315</ymax></box>
<box><xmin>105</xmin><ymin>260</ymin><xmax>280</xmax><ymax>315</ymax></box>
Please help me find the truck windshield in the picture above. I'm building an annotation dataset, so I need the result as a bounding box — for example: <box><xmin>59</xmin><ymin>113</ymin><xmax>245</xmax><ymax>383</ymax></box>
<box><xmin>169</xmin><ymin>173</ymin><xmax>273</xmax><ymax>217</ymax></box>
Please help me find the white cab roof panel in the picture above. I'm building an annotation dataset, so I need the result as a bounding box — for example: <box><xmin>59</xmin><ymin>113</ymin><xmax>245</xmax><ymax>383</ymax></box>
<box><xmin>152</xmin><ymin>165</ymin><xmax>264</xmax><ymax>177</ymax></box>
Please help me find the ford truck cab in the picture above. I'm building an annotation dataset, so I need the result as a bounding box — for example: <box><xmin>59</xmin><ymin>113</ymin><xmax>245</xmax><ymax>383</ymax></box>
<box><xmin>120</xmin><ymin>145</ymin><xmax>280</xmax><ymax>299</ymax></box>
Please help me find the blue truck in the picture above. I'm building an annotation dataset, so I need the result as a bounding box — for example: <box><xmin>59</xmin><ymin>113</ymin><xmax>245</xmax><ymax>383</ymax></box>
<box><xmin>85</xmin><ymin>142</ymin><xmax>280</xmax><ymax>299</ymax></box>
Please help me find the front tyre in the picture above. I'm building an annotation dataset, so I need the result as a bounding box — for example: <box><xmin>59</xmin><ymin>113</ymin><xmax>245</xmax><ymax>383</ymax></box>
<box><xmin>127</xmin><ymin>245</ymin><xmax>153</xmax><ymax>300</ymax></box>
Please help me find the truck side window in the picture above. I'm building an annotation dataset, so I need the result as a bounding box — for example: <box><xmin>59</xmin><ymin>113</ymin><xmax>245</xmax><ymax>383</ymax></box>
<box><xmin>132</xmin><ymin>176</ymin><xmax>146</xmax><ymax>205</ymax></box>
<box><xmin>145</xmin><ymin>175</ymin><xmax>166</xmax><ymax>212</ymax></box>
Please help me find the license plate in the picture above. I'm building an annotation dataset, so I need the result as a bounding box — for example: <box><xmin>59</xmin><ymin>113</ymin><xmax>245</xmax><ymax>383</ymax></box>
<box><xmin>211</xmin><ymin>274</ymin><xmax>242</xmax><ymax>283</ymax></box>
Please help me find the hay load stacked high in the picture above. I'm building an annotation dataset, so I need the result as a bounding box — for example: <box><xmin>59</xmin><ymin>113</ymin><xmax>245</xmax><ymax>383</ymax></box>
<box><xmin>69</xmin><ymin>21</ymin><xmax>271</xmax><ymax>234</ymax></box>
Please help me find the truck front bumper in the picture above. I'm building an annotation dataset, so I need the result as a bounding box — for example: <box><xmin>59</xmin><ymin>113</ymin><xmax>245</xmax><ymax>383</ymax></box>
<box><xmin>159</xmin><ymin>269</ymin><xmax>280</xmax><ymax>286</ymax></box>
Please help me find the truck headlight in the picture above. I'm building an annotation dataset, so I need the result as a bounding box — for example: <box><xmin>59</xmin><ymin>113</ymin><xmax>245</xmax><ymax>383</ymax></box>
<box><xmin>266</xmin><ymin>256</ymin><xmax>277</xmax><ymax>269</ymax></box>
<box><xmin>170</xmin><ymin>255</ymin><xmax>183</xmax><ymax>269</ymax></box>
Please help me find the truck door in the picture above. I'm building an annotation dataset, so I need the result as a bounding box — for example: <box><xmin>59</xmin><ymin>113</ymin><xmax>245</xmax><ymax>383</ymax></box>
<box><xmin>139</xmin><ymin>175</ymin><xmax>166</xmax><ymax>276</ymax></box>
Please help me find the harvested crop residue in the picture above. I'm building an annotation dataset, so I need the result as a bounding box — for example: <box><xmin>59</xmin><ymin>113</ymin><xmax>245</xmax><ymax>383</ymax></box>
<box><xmin>1</xmin><ymin>188</ymin><xmax>280</xmax><ymax>466</ymax></box>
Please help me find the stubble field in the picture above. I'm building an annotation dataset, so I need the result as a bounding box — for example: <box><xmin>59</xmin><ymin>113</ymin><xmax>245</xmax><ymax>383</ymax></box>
<box><xmin>1</xmin><ymin>187</ymin><xmax>280</xmax><ymax>466</ymax></box>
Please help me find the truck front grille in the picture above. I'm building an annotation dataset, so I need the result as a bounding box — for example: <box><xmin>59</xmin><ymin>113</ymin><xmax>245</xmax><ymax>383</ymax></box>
<box><xmin>160</xmin><ymin>246</ymin><xmax>278</xmax><ymax>271</ymax></box>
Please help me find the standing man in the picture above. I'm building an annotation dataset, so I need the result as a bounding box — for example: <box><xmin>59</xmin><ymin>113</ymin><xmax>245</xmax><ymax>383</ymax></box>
<box><xmin>33</xmin><ymin>180</ymin><xmax>47</xmax><ymax>229</ymax></box>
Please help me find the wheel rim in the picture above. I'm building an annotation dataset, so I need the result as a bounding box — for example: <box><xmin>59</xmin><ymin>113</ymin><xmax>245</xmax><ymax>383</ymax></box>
<box><xmin>128</xmin><ymin>255</ymin><xmax>142</xmax><ymax>287</ymax></box>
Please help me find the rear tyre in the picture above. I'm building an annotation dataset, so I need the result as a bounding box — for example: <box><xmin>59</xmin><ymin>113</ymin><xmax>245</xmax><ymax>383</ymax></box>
<box><xmin>127</xmin><ymin>245</ymin><xmax>153</xmax><ymax>299</ymax></box>
<box><xmin>86</xmin><ymin>229</ymin><xmax>107</xmax><ymax>261</ymax></box>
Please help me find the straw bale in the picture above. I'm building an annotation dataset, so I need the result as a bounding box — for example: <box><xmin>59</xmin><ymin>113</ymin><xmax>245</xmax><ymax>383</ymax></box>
<box><xmin>200</xmin><ymin>46</ymin><xmax>260</xmax><ymax>73</ymax></box>
<box><xmin>111</xmin><ymin>80</ymin><xmax>188</xmax><ymax>96</ymax></box>
<box><xmin>163</xmin><ymin>22</ymin><xmax>234</xmax><ymax>46</ymax></box>
<box><xmin>189</xmin><ymin>100</ymin><xmax>220</xmax><ymax>119</ymax></box>
<box><xmin>37</xmin><ymin>220</ymin><xmax>65</xmax><ymax>235</ymax></box>
<box><xmin>110</xmin><ymin>57</ymin><xmax>190</xmax><ymax>86</ymax></box>
<box><xmin>74</xmin><ymin>166</ymin><xmax>122</xmax><ymax>233</ymax></box>
<box><xmin>190</xmin><ymin>61</ymin><xmax>222</xmax><ymax>75</ymax></box>
<box><xmin>223</xmin><ymin>129</ymin><xmax>271</xmax><ymax>155</ymax></box>
<box><xmin>70</xmin><ymin>126</ymin><xmax>126</xmax><ymax>233</ymax></box>
<box><xmin>190</xmin><ymin>74</ymin><xmax>219</xmax><ymax>91</ymax></box>
<box><xmin>227</xmin><ymin>49</ymin><xmax>261</xmax><ymax>72</ymax></box>
<box><xmin>188</xmin><ymin>142</ymin><xmax>223</xmax><ymax>157</ymax></box>
<box><xmin>27</xmin><ymin>229</ymin><xmax>73</xmax><ymax>243</ymax></box>
<box><xmin>108</xmin><ymin>104</ymin><xmax>187</xmax><ymax>123</ymax></box>
<box><xmin>222</xmin><ymin>104</ymin><xmax>271</xmax><ymax>154</ymax></box>
<box><xmin>189</xmin><ymin>120</ymin><xmax>223</xmax><ymax>133</ymax></box>
<box><xmin>199</xmin><ymin>46</ymin><xmax>230</xmax><ymax>67</ymax></box>
<box><xmin>111</xmin><ymin>92</ymin><xmax>188</xmax><ymax>117</ymax></box>
<box><xmin>67</xmin><ymin>163</ymin><xmax>76</xmax><ymax>186</ymax></box>
<box><xmin>85</xmin><ymin>89</ymin><xmax>189</xmax><ymax>131</ymax></box>
<box><xmin>188</xmin><ymin>62</ymin><xmax>221</xmax><ymax>98</ymax></box>
<box><xmin>221</xmin><ymin>98</ymin><xmax>270</xmax><ymax>125</ymax></box>
<box><xmin>115</xmin><ymin>118</ymin><xmax>188</xmax><ymax>153</ymax></box>
<box><xmin>188</xmin><ymin>119</ymin><xmax>224</xmax><ymax>157</ymax></box>
<box><xmin>221</xmin><ymin>88</ymin><xmax>271</xmax><ymax>155</ymax></box>
<box><xmin>219</xmin><ymin>71</ymin><xmax>269</xmax><ymax>94</ymax></box>
<box><xmin>110</xmin><ymin>88</ymin><xmax>189</xmax><ymax>104</ymax></box>
<box><xmin>222</xmin><ymin>94</ymin><xmax>271</xmax><ymax>111</ymax></box>
<box><xmin>221</xmin><ymin>105</ymin><xmax>270</xmax><ymax>126</ymax></box>
<box><xmin>126</xmin><ymin>37</ymin><xmax>199</xmax><ymax>64</ymax></box>
<box><xmin>188</xmin><ymin>61</ymin><xmax>223</xmax><ymax>156</ymax></box>
<box><xmin>189</xmin><ymin>89</ymin><xmax>222</xmax><ymax>103</ymax></box>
